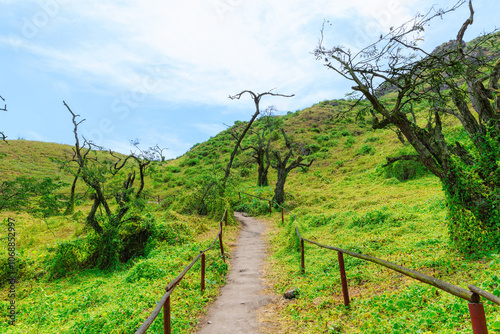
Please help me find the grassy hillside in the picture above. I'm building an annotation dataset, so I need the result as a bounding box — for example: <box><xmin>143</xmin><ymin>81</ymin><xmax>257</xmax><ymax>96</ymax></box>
<box><xmin>2</xmin><ymin>28</ymin><xmax>500</xmax><ymax>331</ymax></box>
<box><xmin>1</xmin><ymin>93</ymin><xmax>500</xmax><ymax>333</ymax></box>
<box><xmin>0</xmin><ymin>140</ymin><xmax>239</xmax><ymax>333</ymax></box>
<box><xmin>163</xmin><ymin>98</ymin><xmax>500</xmax><ymax>332</ymax></box>
<box><xmin>0</xmin><ymin>140</ymin><xmax>74</xmax><ymax>181</ymax></box>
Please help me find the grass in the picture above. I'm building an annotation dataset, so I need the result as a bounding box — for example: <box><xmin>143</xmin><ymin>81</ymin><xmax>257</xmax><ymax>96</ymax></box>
<box><xmin>0</xmin><ymin>207</ymin><xmax>239</xmax><ymax>333</ymax></box>
<box><xmin>2</xmin><ymin>90</ymin><xmax>500</xmax><ymax>333</ymax></box>
<box><xmin>223</xmin><ymin>99</ymin><xmax>500</xmax><ymax>333</ymax></box>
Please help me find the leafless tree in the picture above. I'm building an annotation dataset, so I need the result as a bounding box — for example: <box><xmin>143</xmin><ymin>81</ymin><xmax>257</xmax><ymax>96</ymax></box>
<box><xmin>151</xmin><ymin>144</ymin><xmax>168</xmax><ymax>162</ymax></box>
<box><xmin>64</xmin><ymin>101</ymin><xmax>149</xmax><ymax>235</ymax></box>
<box><xmin>314</xmin><ymin>0</ymin><xmax>500</xmax><ymax>248</ymax></box>
<box><xmin>224</xmin><ymin>90</ymin><xmax>294</xmax><ymax>187</ymax></box>
<box><xmin>228</xmin><ymin>105</ymin><xmax>279</xmax><ymax>186</ymax></box>
<box><xmin>1</xmin><ymin>95</ymin><xmax>7</xmax><ymax>141</ymax></box>
<box><xmin>271</xmin><ymin>129</ymin><xmax>314</xmax><ymax>205</ymax></box>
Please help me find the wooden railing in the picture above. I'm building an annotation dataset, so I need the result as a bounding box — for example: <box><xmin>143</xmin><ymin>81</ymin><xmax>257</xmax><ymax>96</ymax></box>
<box><xmin>296</xmin><ymin>227</ymin><xmax>499</xmax><ymax>334</ymax></box>
<box><xmin>238</xmin><ymin>190</ymin><xmax>499</xmax><ymax>334</ymax></box>
<box><xmin>135</xmin><ymin>208</ymin><xmax>229</xmax><ymax>334</ymax></box>
<box><xmin>238</xmin><ymin>191</ymin><xmax>295</xmax><ymax>223</ymax></box>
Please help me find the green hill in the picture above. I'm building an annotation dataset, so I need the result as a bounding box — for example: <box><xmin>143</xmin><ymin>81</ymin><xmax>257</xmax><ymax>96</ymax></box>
<box><xmin>1</xmin><ymin>34</ymin><xmax>500</xmax><ymax>332</ymax></box>
<box><xmin>0</xmin><ymin>140</ymin><xmax>74</xmax><ymax>181</ymax></box>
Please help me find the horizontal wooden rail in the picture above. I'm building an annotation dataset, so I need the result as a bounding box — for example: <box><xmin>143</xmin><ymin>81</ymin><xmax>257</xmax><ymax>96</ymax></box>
<box><xmin>135</xmin><ymin>208</ymin><xmax>228</xmax><ymax>334</ymax></box>
<box><xmin>295</xmin><ymin>226</ymin><xmax>499</xmax><ymax>334</ymax></box>
<box><xmin>201</xmin><ymin>222</ymin><xmax>224</xmax><ymax>253</ymax></box>
<box><xmin>165</xmin><ymin>252</ymin><xmax>203</xmax><ymax>292</ymax></box>
<box><xmin>295</xmin><ymin>227</ymin><xmax>477</xmax><ymax>302</ymax></box>
<box><xmin>469</xmin><ymin>284</ymin><xmax>500</xmax><ymax>305</ymax></box>
<box><xmin>135</xmin><ymin>290</ymin><xmax>173</xmax><ymax>334</ymax></box>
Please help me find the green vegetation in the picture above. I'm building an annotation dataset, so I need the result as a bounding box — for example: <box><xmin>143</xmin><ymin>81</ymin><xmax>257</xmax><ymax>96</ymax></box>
<box><xmin>315</xmin><ymin>4</ymin><xmax>500</xmax><ymax>254</ymax></box>
<box><xmin>1</xmin><ymin>15</ymin><xmax>500</xmax><ymax>333</ymax></box>
<box><xmin>3</xmin><ymin>85</ymin><xmax>499</xmax><ymax>331</ymax></box>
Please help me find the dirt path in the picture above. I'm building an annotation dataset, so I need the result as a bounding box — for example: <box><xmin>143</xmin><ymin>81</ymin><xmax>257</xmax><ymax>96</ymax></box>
<box><xmin>196</xmin><ymin>212</ymin><xmax>272</xmax><ymax>334</ymax></box>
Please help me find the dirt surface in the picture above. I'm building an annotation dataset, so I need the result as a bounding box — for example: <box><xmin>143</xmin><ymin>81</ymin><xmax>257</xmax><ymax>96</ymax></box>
<box><xmin>196</xmin><ymin>212</ymin><xmax>273</xmax><ymax>334</ymax></box>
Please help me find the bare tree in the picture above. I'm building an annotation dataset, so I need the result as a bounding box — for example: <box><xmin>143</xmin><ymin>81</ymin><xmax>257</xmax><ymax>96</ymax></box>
<box><xmin>129</xmin><ymin>139</ymin><xmax>167</xmax><ymax>162</ymax></box>
<box><xmin>1</xmin><ymin>95</ymin><xmax>7</xmax><ymax>141</ymax></box>
<box><xmin>151</xmin><ymin>144</ymin><xmax>168</xmax><ymax>162</ymax></box>
<box><xmin>224</xmin><ymin>90</ymin><xmax>294</xmax><ymax>187</ymax></box>
<box><xmin>271</xmin><ymin>129</ymin><xmax>314</xmax><ymax>205</ymax></box>
<box><xmin>229</xmin><ymin>106</ymin><xmax>280</xmax><ymax>186</ymax></box>
<box><xmin>64</xmin><ymin>101</ymin><xmax>149</xmax><ymax>235</ymax></box>
<box><xmin>314</xmin><ymin>0</ymin><xmax>500</xmax><ymax>250</ymax></box>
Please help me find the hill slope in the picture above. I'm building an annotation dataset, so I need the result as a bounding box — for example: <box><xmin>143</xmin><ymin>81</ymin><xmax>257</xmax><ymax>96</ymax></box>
<box><xmin>1</xmin><ymin>32</ymin><xmax>500</xmax><ymax>333</ymax></box>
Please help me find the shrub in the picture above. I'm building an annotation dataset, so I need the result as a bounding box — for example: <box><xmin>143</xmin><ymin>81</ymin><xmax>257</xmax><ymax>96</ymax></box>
<box><xmin>240</xmin><ymin>167</ymin><xmax>251</xmax><ymax>178</ymax></box>
<box><xmin>365</xmin><ymin>136</ymin><xmax>379</xmax><ymax>143</ymax></box>
<box><xmin>357</xmin><ymin>145</ymin><xmax>376</xmax><ymax>155</ymax></box>
<box><xmin>446</xmin><ymin>202</ymin><xmax>499</xmax><ymax>255</ymax></box>
<box><xmin>153</xmin><ymin>220</ymin><xmax>191</xmax><ymax>246</ymax></box>
<box><xmin>384</xmin><ymin>159</ymin><xmax>428</xmax><ymax>181</ymax></box>
<box><xmin>125</xmin><ymin>258</ymin><xmax>167</xmax><ymax>283</ymax></box>
<box><xmin>344</xmin><ymin>136</ymin><xmax>355</xmax><ymax>148</ymax></box>
<box><xmin>85</xmin><ymin>227</ymin><xmax>121</xmax><ymax>270</ymax></box>
<box><xmin>165</xmin><ymin>166</ymin><xmax>181</xmax><ymax>173</ymax></box>
<box><xmin>47</xmin><ymin>239</ymin><xmax>88</xmax><ymax>280</ymax></box>
<box><xmin>325</xmin><ymin>140</ymin><xmax>339</xmax><ymax>147</ymax></box>
<box><xmin>119</xmin><ymin>218</ymin><xmax>155</xmax><ymax>262</ymax></box>
<box><xmin>316</xmin><ymin>134</ymin><xmax>330</xmax><ymax>143</ymax></box>
<box><xmin>270</xmin><ymin>130</ymin><xmax>280</xmax><ymax>141</ymax></box>
<box><xmin>186</xmin><ymin>158</ymin><xmax>200</xmax><ymax>166</ymax></box>
<box><xmin>330</xmin><ymin>130</ymin><xmax>341</xmax><ymax>138</ymax></box>
<box><xmin>305</xmin><ymin>143</ymin><xmax>321</xmax><ymax>154</ymax></box>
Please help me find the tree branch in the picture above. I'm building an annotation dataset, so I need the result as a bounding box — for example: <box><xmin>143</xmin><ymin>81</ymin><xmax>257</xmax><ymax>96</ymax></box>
<box><xmin>456</xmin><ymin>0</ymin><xmax>474</xmax><ymax>53</ymax></box>
<box><xmin>0</xmin><ymin>95</ymin><xmax>6</xmax><ymax>112</ymax></box>
<box><xmin>224</xmin><ymin>90</ymin><xmax>294</xmax><ymax>186</ymax></box>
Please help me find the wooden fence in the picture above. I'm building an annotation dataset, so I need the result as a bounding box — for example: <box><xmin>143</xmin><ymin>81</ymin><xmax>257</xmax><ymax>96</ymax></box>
<box><xmin>296</xmin><ymin>227</ymin><xmax>499</xmax><ymax>334</ymax></box>
<box><xmin>134</xmin><ymin>208</ymin><xmax>229</xmax><ymax>334</ymax></box>
<box><xmin>240</xmin><ymin>190</ymin><xmax>499</xmax><ymax>334</ymax></box>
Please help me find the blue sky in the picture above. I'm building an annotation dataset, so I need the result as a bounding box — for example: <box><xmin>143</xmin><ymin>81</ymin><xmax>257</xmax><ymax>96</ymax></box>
<box><xmin>0</xmin><ymin>0</ymin><xmax>498</xmax><ymax>158</ymax></box>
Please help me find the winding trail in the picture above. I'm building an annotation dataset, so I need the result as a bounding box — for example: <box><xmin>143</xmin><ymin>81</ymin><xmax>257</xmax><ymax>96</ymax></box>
<box><xmin>196</xmin><ymin>212</ymin><xmax>272</xmax><ymax>333</ymax></box>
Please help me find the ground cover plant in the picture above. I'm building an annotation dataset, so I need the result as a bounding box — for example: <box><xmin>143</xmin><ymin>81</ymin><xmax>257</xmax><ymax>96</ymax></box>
<box><xmin>233</xmin><ymin>100</ymin><xmax>500</xmax><ymax>332</ymax></box>
<box><xmin>2</xmin><ymin>13</ymin><xmax>500</xmax><ymax>331</ymax></box>
<box><xmin>0</xmin><ymin>206</ymin><xmax>238</xmax><ymax>333</ymax></box>
<box><xmin>0</xmin><ymin>137</ymin><xmax>239</xmax><ymax>333</ymax></box>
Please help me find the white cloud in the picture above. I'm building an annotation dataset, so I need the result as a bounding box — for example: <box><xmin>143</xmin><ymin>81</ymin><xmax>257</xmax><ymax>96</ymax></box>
<box><xmin>192</xmin><ymin>123</ymin><xmax>227</xmax><ymax>137</ymax></box>
<box><xmin>26</xmin><ymin>130</ymin><xmax>46</xmax><ymax>141</ymax></box>
<box><xmin>2</xmin><ymin>0</ymin><xmax>419</xmax><ymax>109</ymax></box>
<box><xmin>6</xmin><ymin>0</ymin><xmax>483</xmax><ymax>156</ymax></box>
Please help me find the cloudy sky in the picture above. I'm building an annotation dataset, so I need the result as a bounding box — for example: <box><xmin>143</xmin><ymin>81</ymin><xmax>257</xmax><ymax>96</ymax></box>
<box><xmin>0</xmin><ymin>0</ymin><xmax>498</xmax><ymax>158</ymax></box>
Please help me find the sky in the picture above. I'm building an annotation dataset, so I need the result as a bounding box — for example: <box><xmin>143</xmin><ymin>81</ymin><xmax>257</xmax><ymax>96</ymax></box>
<box><xmin>0</xmin><ymin>0</ymin><xmax>498</xmax><ymax>159</ymax></box>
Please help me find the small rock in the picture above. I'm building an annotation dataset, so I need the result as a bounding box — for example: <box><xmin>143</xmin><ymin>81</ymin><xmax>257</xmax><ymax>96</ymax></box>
<box><xmin>284</xmin><ymin>288</ymin><xmax>299</xmax><ymax>299</ymax></box>
<box><xmin>207</xmin><ymin>321</ymin><xmax>212</xmax><ymax>324</ymax></box>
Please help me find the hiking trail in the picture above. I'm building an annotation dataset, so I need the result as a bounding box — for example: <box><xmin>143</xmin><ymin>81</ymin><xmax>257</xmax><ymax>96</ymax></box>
<box><xmin>196</xmin><ymin>212</ymin><xmax>274</xmax><ymax>334</ymax></box>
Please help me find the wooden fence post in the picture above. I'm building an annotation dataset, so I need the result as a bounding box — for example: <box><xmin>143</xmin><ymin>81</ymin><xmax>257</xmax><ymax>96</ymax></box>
<box><xmin>201</xmin><ymin>252</ymin><xmax>206</xmax><ymax>292</ymax></box>
<box><xmin>163</xmin><ymin>296</ymin><xmax>171</xmax><ymax>334</ymax></box>
<box><xmin>468</xmin><ymin>301</ymin><xmax>488</xmax><ymax>334</ymax></box>
<box><xmin>269</xmin><ymin>201</ymin><xmax>272</xmax><ymax>214</ymax></box>
<box><xmin>300</xmin><ymin>239</ymin><xmax>305</xmax><ymax>273</ymax></box>
<box><xmin>225</xmin><ymin>211</ymin><xmax>228</xmax><ymax>227</ymax></box>
<box><xmin>338</xmin><ymin>252</ymin><xmax>350</xmax><ymax>306</ymax></box>
<box><xmin>219</xmin><ymin>221</ymin><xmax>225</xmax><ymax>262</ymax></box>
<box><xmin>281</xmin><ymin>208</ymin><xmax>284</xmax><ymax>225</ymax></box>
